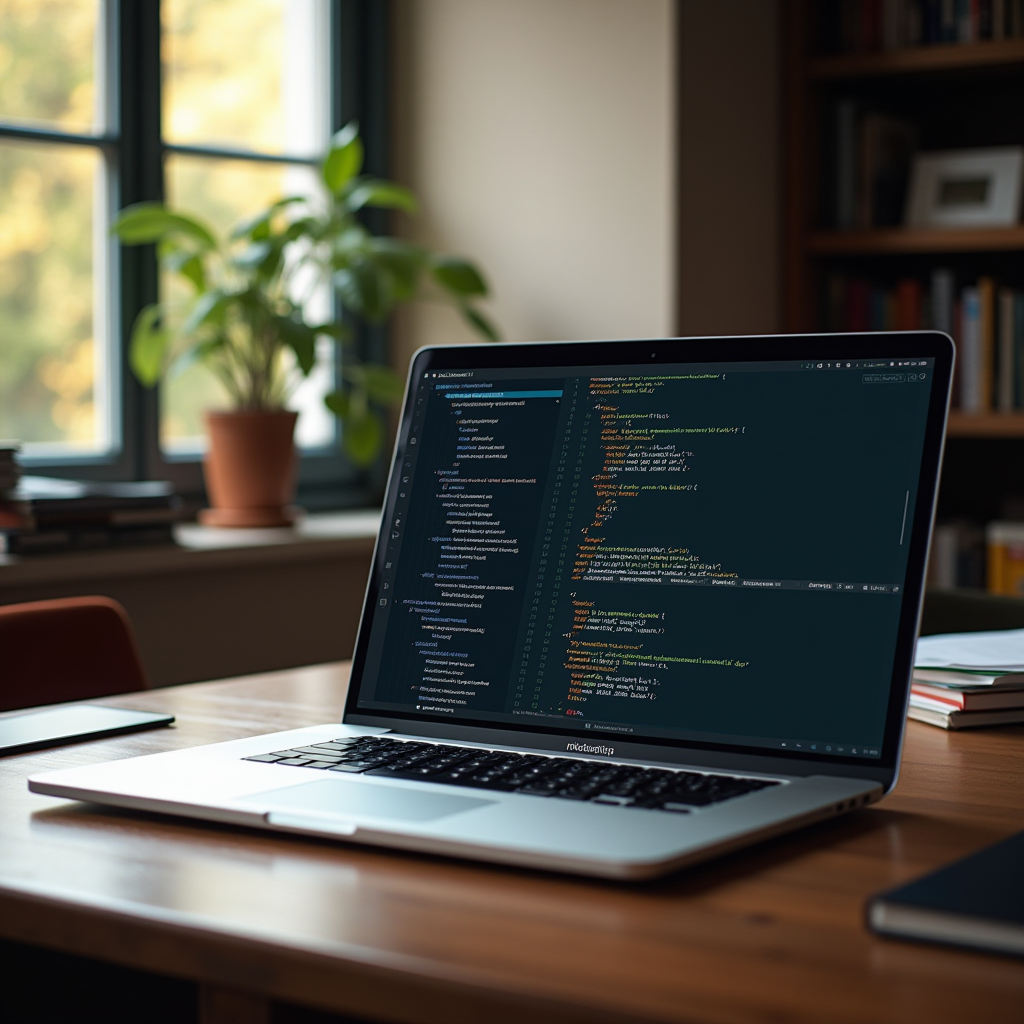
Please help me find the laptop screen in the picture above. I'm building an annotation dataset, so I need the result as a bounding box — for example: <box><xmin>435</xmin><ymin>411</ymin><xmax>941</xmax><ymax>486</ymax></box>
<box><xmin>350</xmin><ymin>337</ymin><xmax>949</xmax><ymax>766</ymax></box>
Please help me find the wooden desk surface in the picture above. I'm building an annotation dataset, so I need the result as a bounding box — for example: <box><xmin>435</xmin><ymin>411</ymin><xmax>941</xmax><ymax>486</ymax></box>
<box><xmin>2</xmin><ymin>664</ymin><xmax>1023</xmax><ymax>1024</ymax></box>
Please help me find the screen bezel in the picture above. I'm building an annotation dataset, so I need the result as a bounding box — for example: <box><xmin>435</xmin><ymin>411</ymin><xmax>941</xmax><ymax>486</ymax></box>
<box><xmin>344</xmin><ymin>332</ymin><xmax>953</xmax><ymax>787</ymax></box>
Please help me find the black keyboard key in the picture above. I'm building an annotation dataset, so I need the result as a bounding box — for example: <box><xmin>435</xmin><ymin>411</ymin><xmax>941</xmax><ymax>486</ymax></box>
<box><xmin>243</xmin><ymin>753</ymin><xmax>286</xmax><ymax>763</ymax></box>
<box><xmin>365</xmin><ymin>766</ymin><xmax>441</xmax><ymax>780</ymax></box>
<box><xmin>276</xmin><ymin>757</ymin><xmax>313</xmax><ymax>766</ymax></box>
<box><xmin>592</xmin><ymin>794</ymin><xmax>632</xmax><ymax>806</ymax></box>
<box><xmin>457</xmin><ymin>776</ymin><xmax>520</xmax><ymax>792</ymax></box>
<box><xmin>515</xmin><ymin>782</ymin><xmax>561</xmax><ymax>796</ymax></box>
<box><xmin>327</xmin><ymin>762</ymin><xmax>374</xmax><ymax>773</ymax></box>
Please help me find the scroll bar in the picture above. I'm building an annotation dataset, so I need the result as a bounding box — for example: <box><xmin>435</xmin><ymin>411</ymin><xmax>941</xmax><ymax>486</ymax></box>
<box><xmin>899</xmin><ymin>490</ymin><xmax>909</xmax><ymax>546</ymax></box>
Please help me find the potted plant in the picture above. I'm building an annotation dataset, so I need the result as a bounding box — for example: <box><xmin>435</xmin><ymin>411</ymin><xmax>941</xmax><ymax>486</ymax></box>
<box><xmin>112</xmin><ymin>123</ymin><xmax>497</xmax><ymax>527</ymax></box>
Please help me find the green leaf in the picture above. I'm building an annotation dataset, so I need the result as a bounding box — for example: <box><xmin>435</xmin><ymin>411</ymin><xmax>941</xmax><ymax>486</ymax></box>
<box><xmin>276</xmin><ymin>316</ymin><xmax>317</xmax><ymax>375</ymax></box>
<box><xmin>236</xmin><ymin>214</ymin><xmax>271</xmax><ymax>242</ymax></box>
<box><xmin>280</xmin><ymin>217</ymin><xmax>317</xmax><ymax>244</ymax></box>
<box><xmin>170</xmin><ymin>335</ymin><xmax>224</xmax><ymax>377</ymax></box>
<box><xmin>181</xmin><ymin>289</ymin><xmax>227</xmax><ymax>336</ymax></box>
<box><xmin>162</xmin><ymin>250</ymin><xmax>206</xmax><ymax>291</ymax></box>
<box><xmin>460</xmin><ymin>304</ymin><xmax>501</xmax><ymax>342</ymax></box>
<box><xmin>112</xmin><ymin>202</ymin><xmax>217</xmax><ymax>249</ymax></box>
<box><xmin>128</xmin><ymin>304</ymin><xmax>170</xmax><ymax>386</ymax></box>
<box><xmin>361</xmin><ymin>364</ymin><xmax>406</xmax><ymax>405</ymax></box>
<box><xmin>334</xmin><ymin>261</ymin><xmax>391</xmax><ymax>322</ymax></box>
<box><xmin>344</xmin><ymin>408</ymin><xmax>383</xmax><ymax>466</ymax></box>
<box><xmin>256</xmin><ymin>241</ymin><xmax>285</xmax><ymax>281</ymax></box>
<box><xmin>325</xmin><ymin>386</ymin><xmax>367</xmax><ymax>422</ymax></box>
<box><xmin>366</xmin><ymin>238</ymin><xmax>426</xmax><ymax>301</ymax></box>
<box><xmin>324</xmin><ymin>389</ymin><xmax>350</xmax><ymax>418</ymax></box>
<box><xmin>331</xmin><ymin>225</ymin><xmax>369</xmax><ymax>263</ymax></box>
<box><xmin>229</xmin><ymin>198</ymin><xmax>307</xmax><ymax>240</ymax></box>
<box><xmin>346</xmin><ymin>180</ymin><xmax>418</xmax><ymax>214</ymax></box>
<box><xmin>431</xmin><ymin>256</ymin><xmax>489</xmax><ymax>298</ymax></box>
<box><xmin>308</xmin><ymin>320</ymin><xmax>353</xmax><ymax>343</ymax></box>
<box><xmin>234</xmin><ymin>241</ymin><xmax>273</xmax><ymax>269</ymax></box>
<box><xmin>322</xmin><ymin>122</ymin><xmax>364</xmax><ymax>193</ymax></box>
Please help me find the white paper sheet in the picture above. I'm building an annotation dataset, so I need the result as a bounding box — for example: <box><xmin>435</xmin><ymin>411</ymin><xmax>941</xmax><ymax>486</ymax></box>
<box><xmin>915</xmin><ymin>628</ymin><xmax>1024</xmax><ymax>671</ymax></box>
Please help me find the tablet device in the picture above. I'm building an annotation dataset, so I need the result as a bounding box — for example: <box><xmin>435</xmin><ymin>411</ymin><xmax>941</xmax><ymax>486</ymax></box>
<box><xmin>0</xmin><ymin>705</ymin><xmax>174</xmax><ymax>756</ymax></box>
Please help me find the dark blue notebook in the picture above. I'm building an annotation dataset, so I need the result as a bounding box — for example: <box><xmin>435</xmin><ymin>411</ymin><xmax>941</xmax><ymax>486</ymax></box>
<box><xmin>867</xmin><ymin>830</ymin><xmax>1024</xmax><ymax>957</ymax></box>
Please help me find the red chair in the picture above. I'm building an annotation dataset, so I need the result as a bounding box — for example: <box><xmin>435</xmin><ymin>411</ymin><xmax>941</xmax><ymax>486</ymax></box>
<box><xmin>0</xmin><ymin>596</ymin><xmax>150</xmax><ymax>712</ymax></box>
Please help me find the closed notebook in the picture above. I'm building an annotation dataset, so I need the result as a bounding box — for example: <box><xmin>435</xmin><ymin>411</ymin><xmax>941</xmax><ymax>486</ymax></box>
<box><xmin>867</xmin><ymin>831</ymin><xmax>1024</xmax><ymax>957</ymax></box>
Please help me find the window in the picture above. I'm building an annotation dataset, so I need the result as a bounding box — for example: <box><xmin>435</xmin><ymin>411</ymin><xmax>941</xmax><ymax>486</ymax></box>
<box><xmin>0</xmin><ymin>0</ymin><xmax>387</xmax><ymax>507</ymax></box>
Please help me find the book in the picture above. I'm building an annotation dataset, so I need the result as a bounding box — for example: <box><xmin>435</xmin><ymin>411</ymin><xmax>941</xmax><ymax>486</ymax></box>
<box><xmin>1014</xmin><ymin>291</ymin><xmax>1024</xmax><ymax>408</ymax></box>
<box><xmin>907</xmin><ymin>702</ymin><xmax>1024</xmax><ymax>728</ymax></box>
<box><xmin>960</xmin><ymin>286</ymin><xmax>982</xmax><ymax>412</ymax></box>
<box><xmin>847</xmin><ymin>278</ymin><xmax>870</xmax><ymax>331</ymax></box>
<box><xmin>0</xmin><ymin>523</ymin><xmax>176</xmax><ymax>556</ymax></box>
<box><xmin>986</xmin><ymin>521</ymin><xmax>1024</xmax><ymax>597</ymax></box>
<box><xmin>835</xmin><ymin>99</ymin><xmax>859</xmax><ymax>229</ymax></box>
<box><xmin>867</xmin><ymin>830</ymin><xmax>1024</xmax><ymax>956</ymax></box>
<box><xmin>3</xmin><ymin>475</ymin><xmax>176</xmax><ymax>513</ymax></box>
<box><xmin>925</xmin><ymin>522</ymin><xmax>958</xmax><ymax>588</ymax></box>
<box><xmin>0</xmin><ymin>475</ymin><xmax>180</xmax><ymax>556</ymax></box>
<box><xmin>911</xmin><ymin>682</ymin><xmax>1024</xmax><ymax>710</ymax></box>
<box><xmin>859</xmin><ymin>113</ymin><xmax>918</xmax><ymax>227</ymax></box>
<box><xmin>979</xmin><ymin>276</ymin><xmax>996</xmax><ymax>412</ymax></box>
<box><xmin>913</xmin><ymin>667</ymin><xmax>1024</xmax><ymax>686</ymax></box>
<box><xmin>998</xmin><ymin>287</ymin><xmax>1015</xmax><ymax>412</ymax></box>
<box><xmin>0</xmin><ymin>441</ymin><xmax>20</xmax><ymax>493</ymax></box>
<box><xmin>896</xmin><ymin>278</ymin><xmax>922</xmax><ymax>330</ymax></box>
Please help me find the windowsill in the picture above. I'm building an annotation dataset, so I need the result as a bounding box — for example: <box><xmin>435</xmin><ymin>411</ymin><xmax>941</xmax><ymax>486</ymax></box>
<box><xmin>0</xmin><ymin>509</ymin><xmax>382</xmax><ymax>588</ymax></box>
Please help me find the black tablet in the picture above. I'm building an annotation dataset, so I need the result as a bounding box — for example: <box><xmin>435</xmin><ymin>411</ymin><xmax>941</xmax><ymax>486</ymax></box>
<box><xmin>0</xmin><ymin>705</ymin><xmax>174</xmax><ymax>756</ymax></box>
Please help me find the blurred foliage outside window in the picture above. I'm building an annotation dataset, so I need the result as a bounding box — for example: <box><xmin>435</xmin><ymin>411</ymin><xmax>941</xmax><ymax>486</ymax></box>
<box><xmin>0</xmin><ymin>1</ymin><xmax>107</xmax><ymax>454</ymax></box>
<box><xmin>161</xmin><ymin>0</ymin><xmax>331</xmax><ymax>453</ymax></box>
<box><xmin>0</xmin><ymin>0</ymin><xmax>334</xmax><ymax>461</ymax></box>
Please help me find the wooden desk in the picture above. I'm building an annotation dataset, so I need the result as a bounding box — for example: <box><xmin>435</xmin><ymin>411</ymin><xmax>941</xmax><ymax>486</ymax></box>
<box><xmin>2</xmin><ymin>664</ymin><xmax>1023</xmax><ymax>1024</ymax></box>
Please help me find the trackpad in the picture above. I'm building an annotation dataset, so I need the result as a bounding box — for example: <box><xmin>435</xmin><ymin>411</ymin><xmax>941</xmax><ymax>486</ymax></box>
<box><xmin>243</xmin><ymin>779</ymin><xmax>494</xmax><ymax>823</ymax></box>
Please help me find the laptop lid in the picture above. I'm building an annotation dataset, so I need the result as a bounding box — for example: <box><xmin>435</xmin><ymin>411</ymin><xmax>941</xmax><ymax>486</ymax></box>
<box><xmin>345</xmin><ymin>332</ymin><xmax>953</xmax><ymax>788</ymax></box>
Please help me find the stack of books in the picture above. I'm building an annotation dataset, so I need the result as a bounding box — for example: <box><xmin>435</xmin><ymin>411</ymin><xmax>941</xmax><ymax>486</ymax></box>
<box><xmin>912</xmin><ymin>628</ymin><xmax>1024</xmax><ymax>729</ymax></box>
<box><xmin>0</xmin><ymin>442</ymin><xmax>21</xmax><ymax>494</ymax></box>
<box><xmin>0</xmin><ymin>476</ymin><xmax>181</xmax><ymax>556</ymax></box>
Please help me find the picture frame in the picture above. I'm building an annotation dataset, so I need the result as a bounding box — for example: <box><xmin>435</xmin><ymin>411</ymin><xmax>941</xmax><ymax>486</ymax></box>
<box><xmin>904</xmin><ymin>147</ymin><xmax>1024</xmax><ymax>228</ymax></box>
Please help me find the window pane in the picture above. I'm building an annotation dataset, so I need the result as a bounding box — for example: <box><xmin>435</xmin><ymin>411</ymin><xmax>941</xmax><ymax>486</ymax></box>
<box><xmin>162</xmin><ymin>154</ymin><xmax>334</xmax><ymax>454</ymax></box>
<box><xmin>0</xmin><ymin>140</ymin><xmax>110</xmax><ymax>454</ymax></box>
<box><xmin>162</xmin><ymin>0</ymin><xmax>329</xmax><ymax>157</ymax></box>
<box><xmin>0</xmin><ymin>0</ymin><xmax>103</xmax><ymax>134</ymax></box>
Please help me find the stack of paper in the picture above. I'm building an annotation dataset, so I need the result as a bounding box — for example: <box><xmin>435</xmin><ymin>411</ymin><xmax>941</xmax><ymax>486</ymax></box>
<box><xmin>911</xmin><ymin>630</ymin><xmax>1024</xmax><ymax>729</ymax></box>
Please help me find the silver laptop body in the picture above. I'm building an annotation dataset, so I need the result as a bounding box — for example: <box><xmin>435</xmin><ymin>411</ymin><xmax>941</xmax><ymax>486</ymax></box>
<box><xmin>30</xmin><ymin>332</ymin><xmax>953</xmax><ymax>879</ymax></box>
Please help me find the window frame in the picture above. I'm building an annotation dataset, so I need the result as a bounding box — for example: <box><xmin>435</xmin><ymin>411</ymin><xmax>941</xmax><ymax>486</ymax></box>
<box><xmin>0</xmin><ymin>0</ymin><xmax>390</xmax><ymax>510</ymax></box>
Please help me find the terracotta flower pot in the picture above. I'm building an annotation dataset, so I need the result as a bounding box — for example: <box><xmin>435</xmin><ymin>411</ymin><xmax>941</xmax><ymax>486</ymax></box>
<box><xmin>198</xmin><ymin>409</ymin><xmax>300</xmax><ymax>528</ymax></box>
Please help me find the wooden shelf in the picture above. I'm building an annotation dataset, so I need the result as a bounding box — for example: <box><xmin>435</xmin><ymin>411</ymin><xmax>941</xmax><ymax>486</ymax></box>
<box><xmin>947</xmin><ymin>413</ymin><xmax>1024</xmax><ymax>438</ymax></box>
<box><xmin>809</xmin><ymin>38</ymin><xmax>1024</xmax><ymax>80</ymax></box>
<box><xmin>807</xmin><ymin>226</ymin><xmax>1024</xmax><ymax>255</ymax></box>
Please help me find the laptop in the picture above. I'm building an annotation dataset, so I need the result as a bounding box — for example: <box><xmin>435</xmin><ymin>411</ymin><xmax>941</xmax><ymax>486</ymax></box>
<box><xmin>29</xmin><ymin>332</ymin><xmax>953</xmax><ymax>879</ymax></box>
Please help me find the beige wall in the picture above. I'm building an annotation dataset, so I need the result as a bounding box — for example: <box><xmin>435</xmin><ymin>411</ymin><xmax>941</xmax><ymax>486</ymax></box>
<box><xmin>676</xmin><ymin>0</ymin><xmax>781</xmax><ymax>336</ymax></box>
<box><xmin>391</xmin><ymin>0</ymin><xmax>677</xmax><ymax>367</ymax></box>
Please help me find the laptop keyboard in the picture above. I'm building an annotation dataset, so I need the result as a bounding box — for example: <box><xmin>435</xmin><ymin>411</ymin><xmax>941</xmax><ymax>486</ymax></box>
<box><xmin>243</xmin><ymin>736</ymin><xmax>780</xmax><ymax>813</ymax></box>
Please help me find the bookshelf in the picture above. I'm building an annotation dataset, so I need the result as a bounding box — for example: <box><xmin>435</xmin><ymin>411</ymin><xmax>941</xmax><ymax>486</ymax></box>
<box><xmin>947</xmin><ymin>411</ymin><xmax>1024</xmax><ymax>436</ymax></box>
<box><xmin>783</xmin><ymin>1</ymin><xmax>1024</xmax><ymax>587</ymax></box>
<box><xmin>807</xmin><ymin>225</ymin><xmax>1024</xmax><ymax>255</ymax></box>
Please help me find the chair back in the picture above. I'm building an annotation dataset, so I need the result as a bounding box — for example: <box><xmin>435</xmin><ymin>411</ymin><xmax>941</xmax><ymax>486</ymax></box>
<box><xmin>0</xmin><ymin>596</ymin><xmax>149</xmax><ymax>712</ymax></box>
